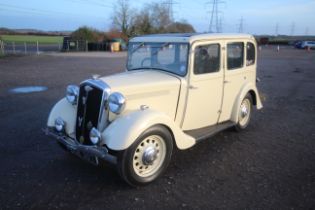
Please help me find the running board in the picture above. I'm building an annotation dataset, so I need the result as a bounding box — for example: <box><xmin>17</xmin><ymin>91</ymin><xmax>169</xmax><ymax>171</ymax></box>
<box><xmin>184</xmin><ymin>121</ymin><xmax>236</xmax><ymax>142</ymax></box>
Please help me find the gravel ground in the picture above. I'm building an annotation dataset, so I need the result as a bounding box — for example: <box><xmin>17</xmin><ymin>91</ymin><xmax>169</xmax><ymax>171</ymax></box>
<box><xmin>0</xmin><ymin>48</ymin><xmax>315</xmax><ymax>209</ymax></box>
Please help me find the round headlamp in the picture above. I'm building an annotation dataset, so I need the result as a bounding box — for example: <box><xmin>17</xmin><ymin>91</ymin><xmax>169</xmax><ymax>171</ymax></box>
<box><xmin>89</xmin><ymin>127</ymin><xmax>101</xmax><ymax>145</ymax></box>
<box><xmin>66</xmin><ymin>85</ymin><xmax>79</xmax><ymax>105</ymax></box>
<box><xmin>55</xmin><ymin>117</ymin><xmax>65</xmax><ymax>132</ymax></box>
<box><xmin>108</xmin><ymin>92</ymin><xmax>126</xmax><ymax>114</ymax></box>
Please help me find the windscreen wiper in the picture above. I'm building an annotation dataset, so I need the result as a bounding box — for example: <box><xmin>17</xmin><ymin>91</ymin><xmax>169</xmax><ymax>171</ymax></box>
<box><xmin>152</xmin><ymin>42</ymin><xmax>170</xmax><ymax>56</ymax></box>
<box><xmin>130</xmin><ymin>42</ymin><xmax>145</xmax><ymax>54</ymax></box>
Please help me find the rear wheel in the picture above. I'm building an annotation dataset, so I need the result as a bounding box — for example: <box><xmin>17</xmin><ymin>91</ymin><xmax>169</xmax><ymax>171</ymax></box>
<box><xmin>117</xmin><ymin>125</ymin><xmax>173</xmax><ymax>186</ymax></box>
<box><xmin>235</xmin><ymin>94</ymin><xmax>252</xmax><ymax>131</ymax></box>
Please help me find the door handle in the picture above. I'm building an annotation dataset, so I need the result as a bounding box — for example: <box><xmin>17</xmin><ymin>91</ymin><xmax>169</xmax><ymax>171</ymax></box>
<box><xmin>224</xmin><ymin>80</ymin><xmax>231</xmax><ymax>84</ymax></box>
<box><xmin>189</xmin><ymin>85</ymin><xmax>198</xmax><ymax>90</ymax></box>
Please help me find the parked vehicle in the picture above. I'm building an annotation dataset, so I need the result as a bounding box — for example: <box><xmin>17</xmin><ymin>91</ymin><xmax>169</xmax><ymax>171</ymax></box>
<box><xmin>294</xmin><ymin>41</ymin><xmax>302</xmax><ymax>49</ymax></box>
<box><xmin>295</xmin><ymin>41</ymin><xmax>315</xmax><ymax>49</ymax></box>
<box><xmin>301</xmin><ymin>41</ymin><xmax>315</xmax><ymax>49</ymax></box>
<box><xmin>44</xmin><ymin>33</ymin><xmax>263</xmax><ymax>186</ymax></box>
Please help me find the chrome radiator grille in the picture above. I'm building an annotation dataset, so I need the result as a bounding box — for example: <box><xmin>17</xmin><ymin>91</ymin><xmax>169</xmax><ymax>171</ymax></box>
<box><xmin>75</xmin><ymin>80</ymin><xmax>109</xmax><ymax>145</ymax></box>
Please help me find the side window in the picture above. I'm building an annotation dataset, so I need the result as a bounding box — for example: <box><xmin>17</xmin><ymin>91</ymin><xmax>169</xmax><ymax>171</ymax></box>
<box><xmin>227</xmin><ymin>42</ymin><xmax>244</xmax><ymax>70</ymax></box>
<box><xmin>246</xmin><ymin>42</ymin><xmax>255</xmax><ymax>66</ymax></box>
<box><xmin>194</xmin><ymin>44</ymin><xmax>220</xmax><ymax>74</ymax></box>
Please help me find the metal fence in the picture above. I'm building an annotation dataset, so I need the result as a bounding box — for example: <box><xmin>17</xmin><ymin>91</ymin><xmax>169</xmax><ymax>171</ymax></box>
<box><xmin>0</xmin><ymin>40</ymin><xmax>62</xmax><ymax>55</ymax></box>
<box><xmin>0</xmin><ymin>39</ymin><xmax>123</xmax><ymax>55</ymax></box>
<box><xmin>62</xmin><ymin>40</ymin><xmax>112</xmax><ymax>52</ymax></box>
<box><xmin>0</xmin><ymin>40</ymin><xmax>4</xmax><ymax>55</ymax></box>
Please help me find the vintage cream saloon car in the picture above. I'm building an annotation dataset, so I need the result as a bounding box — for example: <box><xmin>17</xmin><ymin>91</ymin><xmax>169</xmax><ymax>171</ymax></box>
<box><xmin>44</xmin><ymin>33</ymin><xmax>263</xmax><ymax>186</ymax></box>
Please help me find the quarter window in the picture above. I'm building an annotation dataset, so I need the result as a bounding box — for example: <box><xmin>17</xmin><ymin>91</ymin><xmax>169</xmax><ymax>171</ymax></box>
<box><xmin>194</xmin><ymin>44</ymin><xmax>220</xmax><ymax>74</ymax></box>
<box><xmin>246</xmin><ymin>42</ymin><xmax>255</xmax><ymax>66</ymax></box>
<box><xmin>227</xmin><ymin>42</ymin><xmax>244</xmax><ymax>70</ymax></box>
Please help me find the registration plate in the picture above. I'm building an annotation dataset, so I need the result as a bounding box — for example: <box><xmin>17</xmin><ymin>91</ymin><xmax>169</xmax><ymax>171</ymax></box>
<box><xmin>72</xmin><ymin>150</ymin><xmax>99</xmax><ymax>165</ymax></box>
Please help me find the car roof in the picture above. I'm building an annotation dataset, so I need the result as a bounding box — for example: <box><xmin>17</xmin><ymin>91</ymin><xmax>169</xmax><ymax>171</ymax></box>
<box><xmin>130</xmin><ymin>33</ymin><xmax>255</xmax><ymax>43</ymax></box>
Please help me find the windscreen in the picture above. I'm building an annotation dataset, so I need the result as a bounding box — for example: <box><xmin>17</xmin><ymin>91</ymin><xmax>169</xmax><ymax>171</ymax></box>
<box><xmin>127</xmin><ymin>42</ymin><xmax>189</xmax><ymax>76</ymax></box>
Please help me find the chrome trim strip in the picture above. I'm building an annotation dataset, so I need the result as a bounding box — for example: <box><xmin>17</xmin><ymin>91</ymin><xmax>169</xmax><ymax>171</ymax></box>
<box><xmin>81</xmin><ymin>78</ymin><xmax>110</xmax><ymax>91</ymax></box>
<box><xmin>43</xmin><ymin>128</ymin><xmax>117</xmax><ymax>165</ymax></box>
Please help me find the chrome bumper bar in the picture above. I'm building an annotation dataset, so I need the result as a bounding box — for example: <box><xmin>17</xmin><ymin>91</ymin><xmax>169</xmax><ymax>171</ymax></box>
<box><xmin>43</xmin><ymin>128</ymin><xmax>117</xmax><ymax>165</ymax></box>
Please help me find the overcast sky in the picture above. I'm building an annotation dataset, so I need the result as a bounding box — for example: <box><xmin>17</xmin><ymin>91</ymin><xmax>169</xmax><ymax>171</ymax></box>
<box><xmin>0</xmin><ymin>0</ymin><xmax>314</xmax><ymax>35</ymax></box>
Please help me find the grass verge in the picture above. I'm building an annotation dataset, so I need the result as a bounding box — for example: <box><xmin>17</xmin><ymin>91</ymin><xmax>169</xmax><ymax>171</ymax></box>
<box><xmin>0</xmin><ymin>35</ymin><xmax>63</xmax><ymax>44</ymax></box>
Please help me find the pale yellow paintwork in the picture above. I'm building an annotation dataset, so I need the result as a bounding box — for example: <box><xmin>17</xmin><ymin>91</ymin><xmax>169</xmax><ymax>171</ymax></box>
<box><xmin>102</xmin><ymin>109</ymin><xmax>195</xmax><ymax>150</ymax></box>
<box><xmin>47</xmin><ymin>98</ymin><xmax>76</xmax><ymax>137</ymax></box>
<box><xmin>181</xmin><ymin>40</ymin><xmax>224</xmax><ymax>130</ymax></box>
<box><xmin>219</xmin><ymin>39</ymin><xmax>260</xmax><ymax>122</ymax></box>
<box><xmin>99</xmin><ymin>70</ymin><xmax>180</xmax><ymax>120</ymax></box>
<box><xmin>47</xmin><ymin>33</ymin><xmax>263</xmax><ymax>151</ymax></box>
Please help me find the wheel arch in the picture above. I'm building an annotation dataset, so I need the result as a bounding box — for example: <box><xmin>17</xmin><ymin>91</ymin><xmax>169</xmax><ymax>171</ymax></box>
<box><xmin>248</xmin><ymin>89</ymin><xmax>257</xmax><ymax>106</ymax></box>
<box><xmin>102</xmin><ymin>109</ymin><xmax>196</xmax><ymax>151</ymax></box>
<box><xmin>47</xmin><ymin>98</ymin><xmax>77</xmax><ymax>135</ymax></box>
<box><xmin>230</xmin><ymin>83</ymin><xmax>263</xmax><ymax>123</ymax></box>
<box><xmin>154</xmin><ymin>123</ymin><xmax>176</xmax><ymax>147</ymax></box>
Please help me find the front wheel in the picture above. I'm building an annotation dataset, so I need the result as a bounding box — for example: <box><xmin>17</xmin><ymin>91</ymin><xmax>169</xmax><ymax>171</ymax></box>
<box><xmin>235</xmin><ymin>94</ymin><xmax>252</xmax><ymax>131</ymax></box>
<box><xmin>117</xmin><ymin>125</ymin><xmax>173</xmax><ymax>186</ymax></box>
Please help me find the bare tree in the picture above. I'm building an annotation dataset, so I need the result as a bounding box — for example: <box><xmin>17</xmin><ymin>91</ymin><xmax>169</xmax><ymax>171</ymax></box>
<box><xmin>165</xmin><ymin>21</ymin><xmax>195</xmax><ymax>33</ymax></box>
<box><xmin>113</xmin><ymin>2</ymin><xmax>195</xmax><ymax>37</ymax></box>
<box><xmin>111</xmin><ymin>0</ymin><xmax>134</xmax><ymax>37</ymax></box>
<box><xmin>131</xmin><ymin>10</ymin><xmax>153</xmax><ymax>35</ymax></box>
<box><xmin>150</xmin><ymin>3</ymin><xmax>171</xmax><ymax>32</ymax></box>
<box><xmin>131</xmin><ymin>3</ymin><xmax>172</xmax><ymax>35</ymax></box>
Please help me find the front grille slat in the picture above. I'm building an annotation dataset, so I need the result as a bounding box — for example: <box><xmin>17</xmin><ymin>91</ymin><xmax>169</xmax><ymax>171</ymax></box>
<box><xmin>75</xmin><ymin>83</ymin><xmax>103</xmax><ymax>145</ymax></box>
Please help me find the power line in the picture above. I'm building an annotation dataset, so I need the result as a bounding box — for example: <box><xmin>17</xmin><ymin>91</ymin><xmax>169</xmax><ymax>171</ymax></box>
<box><xmin>206</xmin><ymin>0</ymin><xmax>225</xmax><ymax>33</ymax></box>
<box><xmin>275</xmin><ymin>23</ymin><xmax>279</xmax><ymax>36</ymax></box>
<box><xmin>0</xmin><ymin>5</ymin><xmax>53</xmax><ymax>16</ymax></box>
<box><xmin>0</xmin><ymin>2</ymin><xmax>108</xmax><ymax>17</ymax></box>
<box><xmin>0</xmin><ymin>3</ymin><xmax>74</xmax><ymax>16</ymax></box>
<box><xmin>65</xmin><ymin>0</ymin><xmax>112</xmax><ymax>8</ymax></box>
<box><xmin>218</xmin><ymin>16</ymin><xmax>223</xmax><ymax>33</ymax></box>
<box><xmin>305</xmin><ymin>27</ymin><xmax>309</xmax><ymax>35</ymax></box>
<box><xmin>238</xmin><ymin>16</ymin><xmax>244</xmax><ymax>33</ymax></box>
<box><xmin>163</xmin><ymin>0</ymin><xmax>178</xmax><ymax>22</ymax></box>
<box><xmin>290</xmin><ymin>22</ymin><xmax>295</xmax><ymax>36</ymax></box>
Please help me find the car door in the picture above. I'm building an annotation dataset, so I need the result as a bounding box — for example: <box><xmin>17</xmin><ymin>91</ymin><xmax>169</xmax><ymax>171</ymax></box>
<box><xmin>219</xmin><ymin>40</ymin><xmax>253</xmax><ymax>122</ymax></box>
<box><xmin>182</xmin><ymin>41</ymin><xmax>224</xmax><ymax>130</ymax></box>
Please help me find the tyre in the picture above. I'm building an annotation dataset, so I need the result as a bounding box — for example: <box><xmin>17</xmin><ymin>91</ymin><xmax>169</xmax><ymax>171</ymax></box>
<box><xmin>235</xmin><ymin>94</ymin><xmax>252</xmax><ymax>131</ymax></box>
<box><xmin>117</xmin><ymin>125</ymin><xmax>173</xmax><ymax>186</ymax></box>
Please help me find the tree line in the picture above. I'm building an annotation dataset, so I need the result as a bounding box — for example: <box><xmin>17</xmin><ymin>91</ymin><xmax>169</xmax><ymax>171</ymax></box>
<box><xmin>71</xmin><ymin>0</ymin><xmax>195</xmax><ymax>42</ymax></box>
<box><xmin>112</xmin><ymin>0</ymin><xmax>195</xmax><ymax>37</ymax></box>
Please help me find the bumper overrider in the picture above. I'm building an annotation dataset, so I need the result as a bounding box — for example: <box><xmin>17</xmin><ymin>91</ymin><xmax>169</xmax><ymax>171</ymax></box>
<box><xmin>43</xmin><ymin>127</ymin><xmax>117</xmax><ymax>165</ymax></box>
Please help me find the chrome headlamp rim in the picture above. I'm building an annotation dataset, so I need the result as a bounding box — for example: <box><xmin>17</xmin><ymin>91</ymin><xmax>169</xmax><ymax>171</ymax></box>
<box><xmin>108</xmin><ymin>92</ymin><xmax>126</xmax><ymax>114</ymax></box>
<box><xmin>66</xmin><ymin>85</ymin><xmax>79</xmax><ymax>105</ymax></box>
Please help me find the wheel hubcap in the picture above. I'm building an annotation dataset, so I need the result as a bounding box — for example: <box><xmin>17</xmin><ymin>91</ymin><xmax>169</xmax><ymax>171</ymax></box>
<box><xmin>132</xmin><ymin>135</ymin><xmax>166</xmax><ymax>177</ymax></box>
<box><xmin>241</xmin><ymin>105</ymin><xmax>248</xmax><ymax>118</ymax></box>
<box><xmin>142</xmin><ymin>146</ymin><xmax>158</xmax><ymax>165</ymax></box>
<box><xmin>239</xmin><ymin>99</ymin><xmax>251</xmax><ymax>127</ymax></box>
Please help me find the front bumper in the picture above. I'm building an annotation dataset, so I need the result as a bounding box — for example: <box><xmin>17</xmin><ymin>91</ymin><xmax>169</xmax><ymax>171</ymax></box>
<box><xmin>43</xmin><ymin>128</ymin><xmax>117</xmax><ymax>165</ymax></box>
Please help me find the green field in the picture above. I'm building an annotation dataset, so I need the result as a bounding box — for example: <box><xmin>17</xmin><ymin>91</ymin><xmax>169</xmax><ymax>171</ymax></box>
<box><xmin>0</xmin><ymin>35</ymin><xmax>63</xmax><ymax>44</ymax></box>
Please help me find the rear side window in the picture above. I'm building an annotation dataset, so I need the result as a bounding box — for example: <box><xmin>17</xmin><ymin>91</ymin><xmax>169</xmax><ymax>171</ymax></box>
<box><xmin>227</xmin><ymin>42</ymin><xmax>244</xmax><ymax>70</ymax></box>
<box><xmin>246</xmin><ymin>42</ymin><xmax>255</xmax><ymax>66</ymax></box>
<box><xmin>194</xmin><ymin>44</ymin><xmax>220</xmax><ymax>74</ymax></box>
